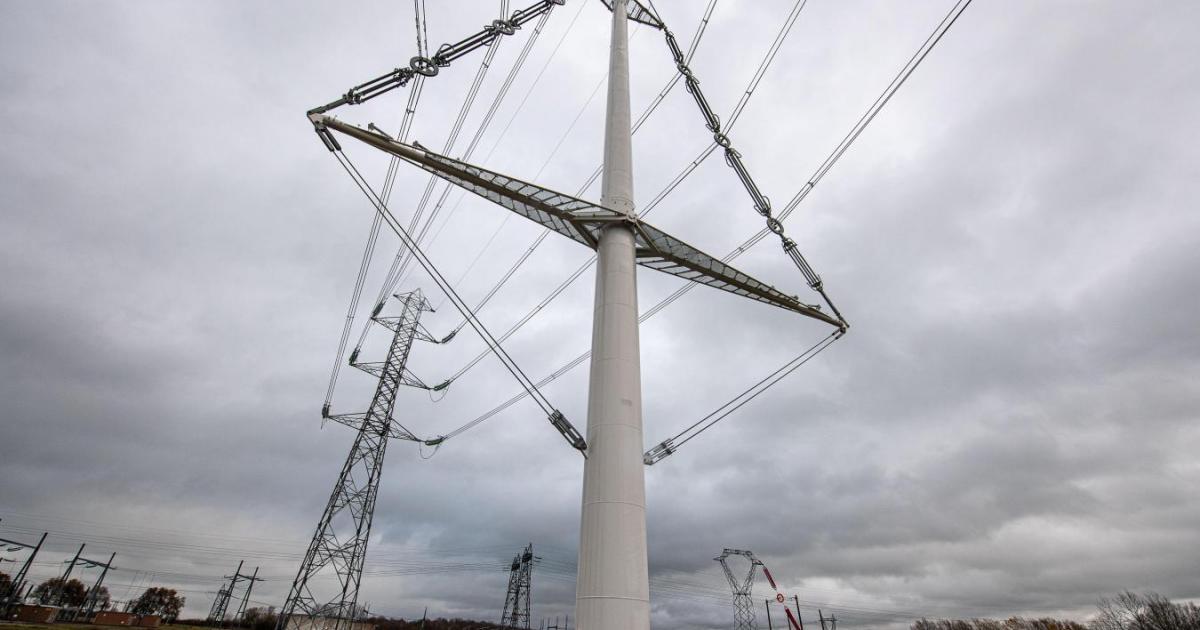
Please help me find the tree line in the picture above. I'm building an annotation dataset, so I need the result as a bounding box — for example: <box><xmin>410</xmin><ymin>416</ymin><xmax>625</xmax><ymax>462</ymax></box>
<box><xmin>236</xmin><ymin>608</ymin><xmax>508</xmax><ymax>630</ymax></box>
<box><xmin>912</xmin><ymin>592</ymin><xmax>1200</xmax><ymax>630</ymax></box>
<box><xmin>0</xmin><ymin>572</ymin><xmax>184</xmax><ymax>622</ymax></box>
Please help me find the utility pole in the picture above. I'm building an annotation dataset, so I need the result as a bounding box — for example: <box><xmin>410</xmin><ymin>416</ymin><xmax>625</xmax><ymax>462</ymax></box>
<box><xmin>81</xmin><ymin>552</ymin><xmax>117</xmax><ymax>618</ymax></box>
<box><xmin>818</xmin><ymin>609</ymin><xmax>836</xmax><ymax>630</ymax></box>
<box><xmin>51</xmin><ymin>543</ymin><xmax>85</xmax><ymax>607</ymax></box>
<box><xmin>766</xmin><ymin>599</ymin><xmax>774</xmax><ymax>630</ymax></box>
<box><xmin>0</xmin><ymin>528</ymin><xmax>47</xmax><ymax>612</ymax></box>
<box><xmin>234</xmin><ymin>566</ymin><xmax>264</xmax><ymax>625</ymax></box>
<box><xmin>576</xmin><ymin>1</ymin><xmax>648</xmax><ymax>628</ymax></box>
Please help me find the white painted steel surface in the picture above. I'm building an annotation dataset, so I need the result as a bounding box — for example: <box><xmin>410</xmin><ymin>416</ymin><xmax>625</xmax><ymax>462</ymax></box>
<box><xmin>575</xmin><ymin>0</ymin><xmax>652</xmax><ymax>628</ymax></box>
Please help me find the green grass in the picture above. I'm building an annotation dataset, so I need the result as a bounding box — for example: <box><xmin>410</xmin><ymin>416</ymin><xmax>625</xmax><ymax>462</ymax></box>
<box><xmin>1</xmin><ymin>619</ymin><xmax>208</xmax><ymax>624</ymax></box>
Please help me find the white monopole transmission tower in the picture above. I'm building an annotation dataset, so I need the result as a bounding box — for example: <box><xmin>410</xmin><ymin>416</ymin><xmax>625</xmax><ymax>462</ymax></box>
<box><xmin>299</xmin><ymin>0</ymin><xmax>893</xmax><ymax>627</ymax></box>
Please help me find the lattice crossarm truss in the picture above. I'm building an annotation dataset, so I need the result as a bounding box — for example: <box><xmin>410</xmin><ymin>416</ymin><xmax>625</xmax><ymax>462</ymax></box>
<box><xmin>312</xmin><ymin>114</ymin><xmax>843</xmax><ymax>329</ymax></box>
<box><xmin>325</xmin><ymin>413</ymin><xmax>418</xmax><ymax>442</ymax></box>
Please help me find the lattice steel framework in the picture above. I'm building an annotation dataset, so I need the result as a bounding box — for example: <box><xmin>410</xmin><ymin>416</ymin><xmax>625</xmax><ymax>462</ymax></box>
<box><xmin>499</xmin><ymin>544</ymin><xmax>534</xmax><ymax>629</ymax></box>
<box><xmin>716</xmin><ymin>549</ymin><xmax>762</xmax><ymax>630</ymax></box>
<box><xmin>207</xmin><ymin>582</ymin><xmax>232</xmax><ymax>624</ymax></box>
<box><xmin>277</xmin><ymin>290</ymin><xmax>435</xmax><ymax>630</ymax></box>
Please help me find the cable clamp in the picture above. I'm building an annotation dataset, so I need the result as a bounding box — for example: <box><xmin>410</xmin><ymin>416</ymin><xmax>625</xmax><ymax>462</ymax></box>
<box><xmin>549</xmin><ymin>410</ymin><xmax>588</xmax><ymax>453</ymax></box>
<box><xmin>643</xmin><ymin>439</ymin><xmax>675</xmax><ymax>466</ymax></box>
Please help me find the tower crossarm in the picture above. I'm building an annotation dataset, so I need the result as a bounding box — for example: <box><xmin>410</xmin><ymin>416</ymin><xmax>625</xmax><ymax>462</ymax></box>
<box><xmin>323</xmin><ymin>412</ymin><xmax>419</xmax><ymax>442</ymax></box>
<box><xmin>348</xmin><ymin>359</ymin><xmax>433</xmax><ymax>391</ymax></box>
<box><xmin>312</xmin><ymin>114</ymin><xmax>843</xmax><ymax>329</ymax></box>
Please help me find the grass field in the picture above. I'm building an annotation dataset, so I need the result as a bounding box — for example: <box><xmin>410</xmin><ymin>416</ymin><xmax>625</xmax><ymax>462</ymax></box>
<box><xmin>0</xmin><ymin>624</ymin><xmax>209</xmax><ymax>630</ymax></box>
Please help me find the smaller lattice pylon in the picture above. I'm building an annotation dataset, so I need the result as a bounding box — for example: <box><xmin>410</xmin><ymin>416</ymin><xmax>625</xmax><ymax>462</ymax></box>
<box><xmin>208</xmin><ymin>560</ymin><xmax>246</xmax><ymax>625</ymax></box>
<box><xmin>716</xmin><ymin>549</ymin><xmax>762</xmax><ymax>630</ymax></box>
<box><xmin>499</xmin><ymin>543</ymin><xmax>534</xmax><ymax>629</ymax></box>
<box><xmin>277</xmin><ymin>289</ymin><xmax>438</xmax><ymax>630</ymax></box>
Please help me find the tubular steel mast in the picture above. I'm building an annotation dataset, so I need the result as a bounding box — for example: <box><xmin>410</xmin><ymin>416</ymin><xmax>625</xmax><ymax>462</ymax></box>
<box><xmin>576</xmin><ymin>1</ymin><xmax>648</xmax><ymax>628</ymax></box>
<box><xmin>277</xmin><ymin>290</ymin><xmax>437</xmax><ymax>630</ymax></box>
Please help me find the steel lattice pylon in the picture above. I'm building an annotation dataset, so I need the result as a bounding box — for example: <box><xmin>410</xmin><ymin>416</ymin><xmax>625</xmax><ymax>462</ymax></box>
<box><xmin>500</xmin><ymin>544</ymin><xmax>534</xmax><ymax>629</ymax></box>
<box><xmin>716</xmin><ymin>549</ymin><xmax>762</xmax><ymax>630</ymax></box>
<box><xmin>208</xmin><ymin>583</ymin><xmax>232</xmax><ymax>624</ymax></box>
<box><xmin>277</xmin><ymin>290</ymin><xmax>435</xmax><ymax>630</ymax></box>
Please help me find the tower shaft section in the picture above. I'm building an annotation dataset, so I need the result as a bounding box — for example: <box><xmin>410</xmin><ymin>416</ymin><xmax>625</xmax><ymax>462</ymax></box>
<box><xmin>575</xmin><ymin>1</ymin><xmax>649</xmax><ymax>629</ymax></box>
<box><xmin>278</xmin><ymin>291</ymin><xmax>431</xmax><ymax>630</ymax></box>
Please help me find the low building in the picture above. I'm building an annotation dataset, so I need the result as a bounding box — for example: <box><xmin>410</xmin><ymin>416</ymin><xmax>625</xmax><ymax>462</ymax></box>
<box><xmin>93</xmin><ymin>611</ymin><xmax>138</xmax><ymax>626</ymax></box>
<box><xmin>285</xmin><ymin>614</ymin><xmax>376</xmax><ymax>630</ymax></box>
<box><xmin>10</xmin><ymin>604</ymin><xmax>60</xmax><ymax>623</ymax></box>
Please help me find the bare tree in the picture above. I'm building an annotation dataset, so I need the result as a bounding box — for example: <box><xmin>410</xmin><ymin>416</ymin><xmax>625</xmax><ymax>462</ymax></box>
<box><xmin>1092</xmin><ymin>592</ymin><xmax>1200</xmax><ymax>630</ymax></box>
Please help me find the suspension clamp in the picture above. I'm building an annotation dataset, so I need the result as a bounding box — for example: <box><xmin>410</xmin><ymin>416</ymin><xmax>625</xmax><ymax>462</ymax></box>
<box><xmin>549</xmin><ymin>410</ymin><xmax>588</xmax><ymax>453</ymax></box>
<box><xmin>643</xmin><ymin>439</ymin><xmax>675</xmax><ymax>465</ymax></box>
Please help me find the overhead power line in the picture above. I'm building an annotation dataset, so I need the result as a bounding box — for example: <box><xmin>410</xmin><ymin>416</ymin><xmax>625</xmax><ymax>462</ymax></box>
<box><xmin>330</xmin><ymin>145</ymin><xmax>588</xmax><ymax>454</ymax></box>
<box><xmin>422</xmin><ymin>0</ymin><xmax>975</xmax><ymax>450</ymax></box>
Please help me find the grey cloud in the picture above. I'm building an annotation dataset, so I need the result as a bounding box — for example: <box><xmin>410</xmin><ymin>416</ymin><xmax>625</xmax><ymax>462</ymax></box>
<box><xmin>2</xmin><ymin>0</ymin><xmax>1199</xmax><ymax>628</ymax></box>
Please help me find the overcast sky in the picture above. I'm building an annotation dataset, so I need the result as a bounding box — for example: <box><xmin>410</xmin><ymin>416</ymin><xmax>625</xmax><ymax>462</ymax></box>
<box><xmin>1</xmin><ymin>1</ymin><xmax>1198</xmax><ymax>628</ymax></box>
